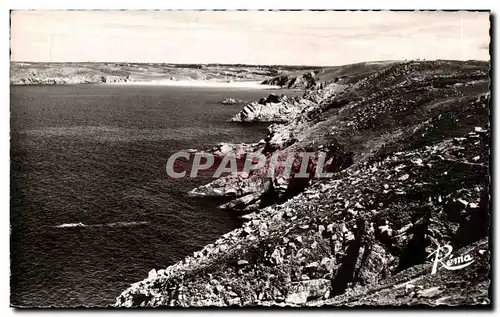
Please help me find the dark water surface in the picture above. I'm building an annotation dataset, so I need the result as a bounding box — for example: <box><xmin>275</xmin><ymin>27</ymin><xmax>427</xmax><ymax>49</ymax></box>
<box><xmin>10</xmin><ymin>84</ymin><xmax>300</xmax><ymax>307</ymax></box>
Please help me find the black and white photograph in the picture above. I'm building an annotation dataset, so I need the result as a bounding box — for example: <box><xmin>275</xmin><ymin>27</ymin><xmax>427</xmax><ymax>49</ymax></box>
<box><xmin>9</xmin><ymin>9</ymin><xmax>491</xmax><ymax>308</ymax></box>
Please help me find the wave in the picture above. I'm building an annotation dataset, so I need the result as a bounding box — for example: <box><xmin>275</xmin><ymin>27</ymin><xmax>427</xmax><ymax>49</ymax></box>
<box><xmin>54</xmin><ymin>221</ymin><xmax>149</xmax><ymax>229</ymax></box>
<box><xmin>55</xmin><ymin>222</ymin><xmax>86</xmax><ymax>228</ymax></box>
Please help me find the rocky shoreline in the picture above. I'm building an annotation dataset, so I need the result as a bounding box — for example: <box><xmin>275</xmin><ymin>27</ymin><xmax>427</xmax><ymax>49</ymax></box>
<box><xmin>115</xmin><ymin>60</ymin><xmax>491</xmax><ymax>307</ymax></box>
<box><xmin>13</xmin><ymin>74</ymin><xmax>131</xmax><ymax>85</ymax></box>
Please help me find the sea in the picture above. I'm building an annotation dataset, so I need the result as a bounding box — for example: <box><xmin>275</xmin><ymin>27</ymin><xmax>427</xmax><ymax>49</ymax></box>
<box><xmin>10</xmin><ymin>84</ymin><xmax>301</xmax><ymax>307</ymax></box>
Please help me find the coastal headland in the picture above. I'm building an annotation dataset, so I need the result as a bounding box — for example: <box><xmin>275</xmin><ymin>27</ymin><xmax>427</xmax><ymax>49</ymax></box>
<box><xmin>113</xmin><ymin>60</ymin><xmax>491</xmax><ymax>307</ymax></box>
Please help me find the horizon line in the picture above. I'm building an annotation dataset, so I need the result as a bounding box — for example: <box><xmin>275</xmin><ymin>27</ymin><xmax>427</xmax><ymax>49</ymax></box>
<box><xmin>9</xmin><ymin>58</ymin><xmax>490</xmax><ymax>68</ymax></box>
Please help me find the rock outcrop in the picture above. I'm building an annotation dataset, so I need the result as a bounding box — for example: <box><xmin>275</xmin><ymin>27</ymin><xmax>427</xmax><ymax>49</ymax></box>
<box><xmin>13</xmin><ymin>74</ymin><xmax>130</xmax><ymax>85</ymax></box>
<box><xmin>115</xmin><ymin>60</ymin><xmax>491</xmax><ymax>307</ymax></box>
<box><xmin>229</xmin><ymin>93</ymin><xmax>317</xmax><ymax>123</ymax></box>
<box><xmin>221</xmin><ymin>98</ymin><xmax>245</xmax><ymax>105</ymax></box>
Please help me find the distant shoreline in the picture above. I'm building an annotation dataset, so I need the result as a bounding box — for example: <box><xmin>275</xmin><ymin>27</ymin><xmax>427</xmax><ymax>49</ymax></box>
<box><xmin>110</xmin><ymin>80</ymin><xmax>282</xmax><ymax>89</ymax></box>
<box><xmin>10</xmin><ymin>80</ymin><xmax>284</xmax><ymax>90</ymax></box>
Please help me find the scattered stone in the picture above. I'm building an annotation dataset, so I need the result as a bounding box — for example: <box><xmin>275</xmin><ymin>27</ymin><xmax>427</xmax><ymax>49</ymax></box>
<box><xmin>417</xmin><ymin>287</ymin><xmax>443</xmax><ymax>298</ymax></box>
<box><xmin>305</xmin><ymin>262</ymin><xmax>319</xmax><ymax>269</ymax></box>
<box><xmin>237</xmin><ymin>260</ymin><xmax>249</xmax><ymax>266</ymax></box>
<box><xmin>354</xmin><ymin>202</ymin><xmax>365</xmax><ymax>209</ymax></box>
<box><xmin>398</xmin><ymin>174</ymin><xmax>410</xmax><ymax>181</ymax></box>
<box><xmin>270</xmin><ymin>248</ymin><xmax>284</xmax><ymax>265</ymax></box>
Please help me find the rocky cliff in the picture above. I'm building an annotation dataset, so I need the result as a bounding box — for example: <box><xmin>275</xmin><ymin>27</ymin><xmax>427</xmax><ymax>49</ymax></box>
<box><xmin>261</xmin><ymin>71</ymin><xmax>318</xmax><ymax>89</ymax></box>
<box><xmin>259</xmin><ymin>61</ymin><xmax>394</xmax><ymax>90</ymax></box>
<box><xmin>229</xmin><ymin>93</ymin><xmax>317</xmax><ymax>123</ymax></box>
<box><xmin>115</xmin><ymin>60</ymin><xmax>491</xmax><ymax>307</ymax></box>
<box><xmin>231</xmin><ymin>62</ymin><xmax>396</xmax><ymax>123</ymax></box>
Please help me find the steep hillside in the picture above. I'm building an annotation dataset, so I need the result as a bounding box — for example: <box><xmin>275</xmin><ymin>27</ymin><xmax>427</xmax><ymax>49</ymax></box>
<box><xmin>260</xmin><ymin>61</ymin><xmax>393</xmax><ymax>90</ymax></box>
<box><xmin>115</xmin><ymin>60</ymin><xmax>491</xmax><ymax>307</ymax></box>
<box><xmin>235</xmin><ymin>61</ymin><xmax>398</xmax><ymax>123</ymax></box>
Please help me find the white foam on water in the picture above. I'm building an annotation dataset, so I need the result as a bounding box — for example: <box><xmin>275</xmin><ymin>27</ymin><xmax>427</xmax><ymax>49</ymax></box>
<box><xmin>54</xmin><ymin>221</ymin><xmax>150</xmax><ymax>228</ymax></box>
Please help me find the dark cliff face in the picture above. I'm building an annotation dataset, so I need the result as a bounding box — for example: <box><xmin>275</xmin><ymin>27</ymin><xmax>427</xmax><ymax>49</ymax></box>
<box><xmin>115</xmin><ymin>60</ymin><xmax>491</xmax><ymax>307</ymax></box>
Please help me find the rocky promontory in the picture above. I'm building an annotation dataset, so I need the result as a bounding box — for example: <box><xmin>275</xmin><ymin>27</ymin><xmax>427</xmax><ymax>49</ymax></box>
<box><xmin>229</xmin><ymin>93</ymin><xmax>316</xmax><ymax>123</ymax></box>
<box><xmin>115</xmin><ymin>60</ymin><xmax>491</xmax><ymax>307</ymax></box>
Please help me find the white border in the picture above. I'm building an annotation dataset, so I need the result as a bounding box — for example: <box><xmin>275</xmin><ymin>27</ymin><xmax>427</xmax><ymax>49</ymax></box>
<box><xmin>2</xmin><ymin>1</ymin><xmax>496</xmax><ymax>316</ymax></box>
<box><xmin>5</xmin><ymin>0</ymin><xmax>496</xmax><ymax>10</ymax></box>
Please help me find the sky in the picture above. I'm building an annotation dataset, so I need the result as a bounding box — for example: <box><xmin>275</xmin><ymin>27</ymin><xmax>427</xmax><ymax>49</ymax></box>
<box><xmin>10</xmin><ymin>10</ymin><xmax>490</xmax><ymax>66</ymax></box>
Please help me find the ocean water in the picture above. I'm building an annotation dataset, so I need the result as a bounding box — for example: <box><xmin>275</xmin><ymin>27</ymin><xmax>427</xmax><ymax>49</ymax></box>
<box><xmin>10</xmin><ymin>84</ymin><xmax>301</xmax><ymax>307</ymax></box>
